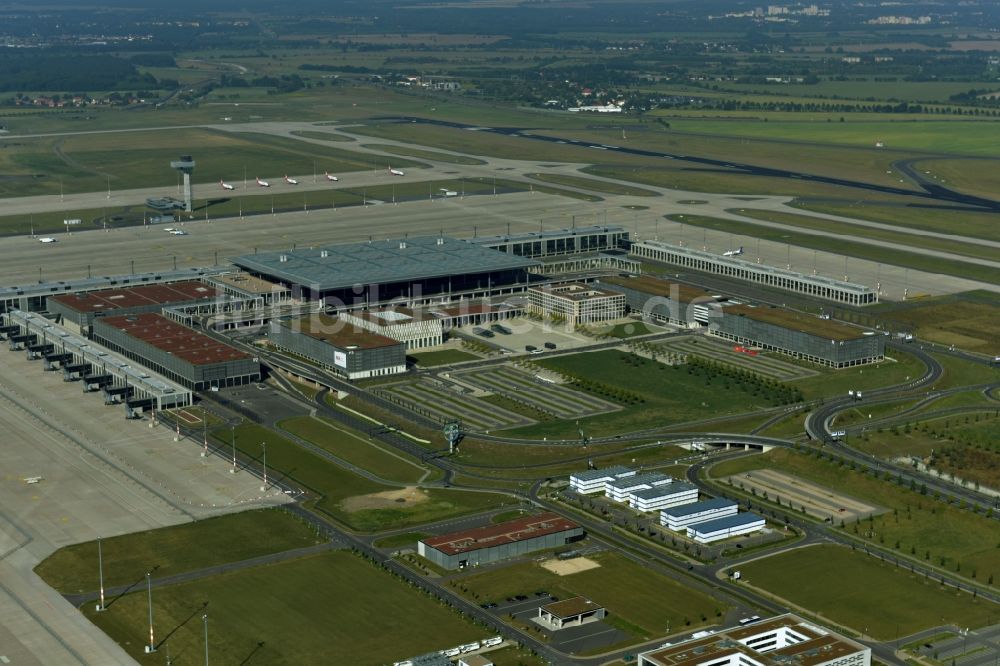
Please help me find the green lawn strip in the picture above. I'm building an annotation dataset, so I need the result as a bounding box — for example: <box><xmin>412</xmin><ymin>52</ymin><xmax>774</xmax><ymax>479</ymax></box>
<box><xmin>479</xmin><ymin>393</ymin><xmax>552</xmax><ymax>423</ymax></box>
<box><xmin>35</xmin><ymin>509</ymin><xmax>318</xmax><ymax>595</ymax></box>
<box><xmin>289</xmin><ymin>130</ymin><xmax>354</xmax><ymax>142</ymax></box>
<box><xmin>710</xmin><ymin>448</ymin><xmax>1000</xmax><ymax>581</ymax></box>
<box><xmin>372</xmin><ymin>532</ymin><xmax>430</xmax><ymax>549</ymax></box>
<box><xmin>84</xmin><ymin>551</ymin><xmax>485</xmax><ymax>666</ymax></box>
<box><xmin>931</xmin><ymin>354</ymin><xmax>1000</xmax><ymax>390</ymax></box>
<box><xmin>739</xmin><ymin>545</ymin><xmax>997</xmax><ymax>640</ymax></box>
<box><xmin>604</xmin><ymin>321</ymin><xmax>657</xmax><ymax>338</ymax></box>
<box><xmin>791</xmin><ymin>200</ymin><xmax>1000</xmax><ymax>244</ymax></box>
<box><xmin>278</xmin><ymin>415</ymin><xmax>426</xmax><ymax>484</ymax></box>
<box><xmin>790</xmin><ymin>348</ymin><xmax>928</xmax><ymax>400</ymax></box>
<box><xmin>409</xmin><ymin>349</ymin><xmax>481</xmax><ymax>366</ymax></box>
<box><xmin>490</xmin><ymin>510</ymin><xmax>530</xmax><ymax>524</ymax></box>
<box><xmin>664</xmin><ymin>214</ymin><xmax>999</xmax><ymax>285</ymax></box>
<box><xmin>466</xmin><ymin>371</ymin><xmax>594</xmax><ymax>416</ymax></box>
<box><xmin>526</xmin><ymin>172</ymin><xmax>660</xmax><ymax>197</ymax></box>
<box><xmin>452</xmin><ymin>551</ymin><xmax>726</xmax><ymax>639</ymax></box>
<box><xmin>732</xmin><ymin>208</ymin><xmax>997</xmax><ymax>263</ymax></box>
<box><xmin>212</xmin><ymin>424</ymin><xmax>505</xmax><ymax>532</ymax></box>
<box><xmin>361</xmin><ymin>143</ymin><xmax>487</xmax><ymax>165</ymax></box>
<box><xmin>505</xmin><ymin>350</ymin><xmax>780</xmax><ymax>439</ymax></box>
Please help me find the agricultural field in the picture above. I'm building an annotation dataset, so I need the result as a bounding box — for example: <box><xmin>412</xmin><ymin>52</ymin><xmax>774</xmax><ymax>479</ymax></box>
<box><xmin>85</xmin><ymin>550</ymin><xmax>485</xmax><ymax>666</ymax></box>
<box><xmin>212</xmin><ymin>424</ymin><xmax>505</xmax><ymax>532</ymax></box>
<box><xmin>711</xmin><ymin>448</ymin><xmax>1000</xmax><ymax>583</ymax></box>
<box><xmin>453</xmin><ymin>550</ymin><xmax>726</xmax><ymax>641</ymax></box>
<box><xmin>739</xmin><ymin>545</ymin><xmax>997</xmax><ymax>640</ymax></box>
<box><xmin>35</xmin><ymin>509</ymin><xmax>319</xmax><ymax>595</ymax></box>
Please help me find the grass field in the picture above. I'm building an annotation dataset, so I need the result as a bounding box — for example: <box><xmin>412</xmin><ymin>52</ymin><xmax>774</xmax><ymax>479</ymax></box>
<box><xmin>740</xmin><ymin>545</ymin><xmax>997</xmax><ymax>639</ymax></box>
<box><xmin>505</xmin><ymin>350</ymin><xmax>779</xmax><ymax>439</ymax></box>
<box><xmin>85</xmin><ymin>550</ymin><xmax>484</xmax><ymax>665</ymax></box>
<box><xmin>454</xmin><ymin>551</ymin><xmax>725</xmax><ymax>640</ymax></box>
<box><xmin>710</xmin><ymin>449</ymin><xmax>1000</xmax><ymax>582</ymax></box>
<box><xmin>213</xmin><ymin>424</ymin><xmax>505</xmax><ymax>532</ymax></box>
<box><xmin>789</xmin><ymin>348</ymin><xmax>929</xmax><ymax>400</ymax></box>
<box><xmin>664</xmin><ymin>214</ymin><xmax>999</xmax><ymax>285</ymax></box>
<box><xmin>601</xmin><ymin>321</ymin><xmax>657</xmax><ymax>338</ymax></box>
<box><xmin>408</xmin><ymin>349</ymin><xmax>481</xmax><ymax>366</ymax></box>
<box><xmin>873</xmin><ymin>298</ymin><xmax>1000</xmax><ymax>356</ymax></box>
<box><xmin>35</xmin><ymin>509</ymin><xmax>318</xmax><ymax>595</ymax></box>
<box><xmin>372</xmin><ymin>532</ymin><xmax>430</xmax><ymax>549</ymax></box>
<box><xmin>278</xmin><ymin>415</ymin><xmax>428</xmax><ymax>484</ymax></box>
<box><xmin>361</xmin><ymin>143</ymin><xmax>487</xmax><ymax>165</ymax></box>
<box><xmin>289</xmin><ymin>130</ymin><xmax>354</xmax><ymax>142</ymax></box>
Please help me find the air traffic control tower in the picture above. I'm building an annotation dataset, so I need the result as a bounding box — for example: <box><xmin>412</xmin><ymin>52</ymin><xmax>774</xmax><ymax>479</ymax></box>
<box><xmin>169</xmin><ymin>155</ymin><xmax>196</xmax><ymax>212</ymax></box>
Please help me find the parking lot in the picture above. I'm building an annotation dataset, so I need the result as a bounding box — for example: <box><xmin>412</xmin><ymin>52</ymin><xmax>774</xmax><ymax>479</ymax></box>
<box><xmin>458</xmin><ymin>317</ymin><xmax>597</xmax><ymax>354</ymax></box>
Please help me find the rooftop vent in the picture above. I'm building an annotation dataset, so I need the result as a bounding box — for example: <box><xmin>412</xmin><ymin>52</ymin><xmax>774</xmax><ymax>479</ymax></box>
<box><xmin>279</xmin><ymin>255</ymin><xmax>288</xmax><ymax>263</ymax></box>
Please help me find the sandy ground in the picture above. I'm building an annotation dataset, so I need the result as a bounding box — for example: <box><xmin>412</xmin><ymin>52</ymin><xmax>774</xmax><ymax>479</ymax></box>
<box><xmin>541</xmin><ymin>556</ymin><xmax>601</xmax><ymax>576</ymax></box>
<box><xmin>340</xmin><ymin>486</ymin><xmax>428</xmax><ymax>512</ymax></box>
<box><xmin>721</xmin><ymin>468</ymin><xmax>881</xmax><ymax>522</ymax></box>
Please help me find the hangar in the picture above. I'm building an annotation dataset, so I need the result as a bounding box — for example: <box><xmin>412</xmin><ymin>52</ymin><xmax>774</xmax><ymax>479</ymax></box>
<box><xmin>231</xmin><ymin>236</ymin><xmax>540</xmax><ymax>308</ymax></box>
<box><xmin>418</xmin><ymin>512</ymin><xmax>583</xmax><ymax>570</ymax></box>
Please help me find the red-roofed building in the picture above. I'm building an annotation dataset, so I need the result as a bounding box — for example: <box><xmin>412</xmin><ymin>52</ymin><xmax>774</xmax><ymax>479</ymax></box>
<box><xmin>418</xmin><ymin>512</ymin><xmax>583</xmax><ymax>569</ymax></box>
<box><xmin>91</xmin><ymin>313</ymin><xmax>260</xmax><ymax>390</ymax></box>
<box><xmin>49</xmin><ymin>281</ymin><xmax>219</xmax><ymax>333</ymax></box>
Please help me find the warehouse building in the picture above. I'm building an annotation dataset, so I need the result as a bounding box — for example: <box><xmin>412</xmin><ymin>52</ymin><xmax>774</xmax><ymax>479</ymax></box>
<box><xmin>628</xmin><ymin>481</ymin><xmax>699</xmax><ymax>512</ymax></box>
<box><xmin>340</xmin><ymin>308</ymin><xmax>444</xmax><ymax>350</ymax></box>
<box><xmin>470</xmin><ymin>225</ymin><xmax>629</xmax><ymax>259</ymax></box>
<box><xmin>606</xmin><ymin>472</ymin><xmax>673</xmax><ymax>503</ymax></box>
<box><xmin>638</xmin><ymin>613</ymin><xmax>870</xmax><ymax>666</ymax></box>
<box><xmin>231</xmin><ymin>236</ymin><xmax>540</xmax><ymax>307</ymax></box>
<box><xmin>269</xmin><ymin>314</ymin><xmax>406</xmax><ymax>380</ymax></box>
<box><xmin>710</xmin><ymin>305</ymin><xmax>884</xmax><ymax>368</ymax></box>
<box><xmin>686</xmin><ymin>513</ymin><xmax>765</xmax><ymax>544</ymax></box>
<box><xmin>49</xmin><ymin>281</ymin><xmax>220</xmax><ymax>334</ymax></box>
<box><xmin>92</xmin><ymin>313</ymin><xmax>260</xmax><ymax>390</ymax></box>
<box><xmin>537</xmin><ymin>597</ymin><xmax>606</xmax><ymax>630</ymax></box>
<box><xmin>570</xmin><ymin>465</ymin><xmax>637</xmax><ymax>494</ymax></box>
<box><xmin>418</xmin><ymin>512</ymin><xmax>583</xmax><ymax>570</ymax></box>
<box><xmin>661</xmin><ymin>498</ymin><xmax>738</xmax><ymax>531</ymax></box>
<box><xmin>527</xmin><ymin>282</ymin><xmax>626</xmax><ymax>325</ymax></box>
<box><xmin>630</xmin><ymin>241</ymin><xmax>877</xmax><ymax>305</ymax></box>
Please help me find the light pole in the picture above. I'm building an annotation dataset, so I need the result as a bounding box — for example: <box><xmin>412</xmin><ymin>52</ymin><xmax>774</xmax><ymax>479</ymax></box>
<box><xmin>203</xmin><ymin>614</ymin><xmax>209</xmax><ymax>666</ymax></box>
<box><xmin>230</xmin><ymin>426</ymin><xmax>237</xmax><ymax>473</ymax></box>
<box><xmin>260</xmin><ymin>441</ymin><xmax>267</xmax><ymax>492</ymax></box>
<box><xmin>144</xmin><ymin>571</ymin><xmax>156</xmax><ymax>653</ymax></box>
<box><xmin>96</xmin><ymin>536</ymin><xmax>106</xmax><ymax>612</ymax></box>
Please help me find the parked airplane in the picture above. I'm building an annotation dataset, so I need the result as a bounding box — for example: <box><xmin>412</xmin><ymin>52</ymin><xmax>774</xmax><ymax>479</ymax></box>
<box><xmin>284</xmin><ymin>175</ymin><xmax>299</xmax><ymax>185</ymax></box>
<box><xmin>722</xmin><ymin>246</ymin><xmax>744</xmax><ymax>257</ymax></box>
<box><xmin>325</xmin><ymin>172</ymin><xmax>339</xmax><ymax>182</ymax></box>
<box><xmin>388</xmin><ymin>166</ymin><xmax>405</xmax><ymax>176</ymax></box>
<box><xmin>38</xmin><ymin>237</ymin><xmax>57</xmax><ymax>243</ymax></box>
<box><xmin>22</xmin><ymin>476</ymin><xmax>43</xmax><ymax>484</ymax></box>
<box><xmin>169</xmin><ymin>229</ymin><xmax>189</xmax><ymax>236</ymax></box>
<box><xmin>256</xmin><ymin>177</ymin><xmax>270</xmax><ymax>187</ymax></box>
<box><xmin>220</xmin><ymin>180</ymin><xmax>235</xmax><ymax>190</ymax></box>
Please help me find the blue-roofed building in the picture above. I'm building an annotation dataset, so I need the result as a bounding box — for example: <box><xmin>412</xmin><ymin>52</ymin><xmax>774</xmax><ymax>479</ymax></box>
<box><xmin>628</xmin><ymin>481</ymin><xmax>699</xmax><ymax>512</ymax></box>
<box><xmin>570</xmin><ymin>465</ymin><xmax>636</xmax><ymax>494</ymax></box>
<box><xmin>605</xmin><ymin>472</ymin><xmax>673</xmax><ymax>503</ymax></box>
<box><xmin>231</xmin><ymin>236</ymin><xmax>540</xmax><ymax>307</ymax></box>
<box><xmin>686</xmin><ymin>513</ymin><xmax>765</xmax><ymax>544</ymax></box>
<box><xmin>661</xmin><ymin>498</ymin><xmax>738</xmax><ymax>531</ymax></box>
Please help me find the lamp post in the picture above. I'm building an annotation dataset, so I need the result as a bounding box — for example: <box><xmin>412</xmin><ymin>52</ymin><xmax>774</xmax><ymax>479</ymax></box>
<box><xmin>96</xmin><ymin>536</ymin><xmax>106</xmax><ymax>612</ymax></box>
<box><xmin>260</xmin><ymin>441</ymin><xmax>267</xmax><ymax>492</ymax></box>
<box><xmin>144</xmin><ymin>571</ymin><xmax>156</xmax><ymax>653</ymax></box>
<box><xmin>203</xmin><ymin>614</ymin><xmax>209</xmax><ymax>666</ymax></box>
<box><xmin>230</xmin><ymin>426</ymin><xmax>237</xmax><ymax>474</ymax></box>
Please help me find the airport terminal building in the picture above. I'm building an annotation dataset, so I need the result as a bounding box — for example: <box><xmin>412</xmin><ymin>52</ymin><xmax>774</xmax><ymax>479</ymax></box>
<box><xmin>48</xmin><ymin>281</ymin><xmax>220</xmax><ymax>333</ymax></box>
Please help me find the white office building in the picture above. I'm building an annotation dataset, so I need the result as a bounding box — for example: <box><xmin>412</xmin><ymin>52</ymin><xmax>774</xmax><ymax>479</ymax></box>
<box><xmin>570</xmin><ymin>466</ymin><xmax>636</xmax><ymax>494</ymax></box>
<box><xmin>686</xmin><ymin>513</ymin><xmax>765</xmax><ymax>544</ymax></box>
<box><xmin>628</xmin><ymin>482</ymin><xmax>699</xmax><ymax>512</ymax></box>
<box><xmin>661</xmin><ymin>498</ymin><xmax>738</xmax><ymax>531</ymax></box>
<box><xmin>605</xmin><ymin>472</ymin><xmax>672</xmax><ymax>503</ymax></box>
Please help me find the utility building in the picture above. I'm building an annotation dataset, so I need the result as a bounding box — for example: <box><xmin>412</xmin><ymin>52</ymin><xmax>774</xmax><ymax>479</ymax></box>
<box><xmin>269</xmin><ymin>314</ymin><xmax>406</xmax><ymax>379</ymax></box>
<box><xmin>537</xmin><ymin>597</ymin><xmax>606</xmax><ymax>630</ymax></box>
<box><xmin>638</xmin><ymin>614</ymin><xmax>870</xmax><ymax>666</ymax></box>
<box><xmin>605</xmin><ymin>472</ymin><xmax>673</xmax><ymax>503</ymax></box>
<box><xmin>92</xmin><ymin>313</ymin><xmax>260</xmax><ymax>390</ymax></box>
<box><xmin>686</xmin><ymin>513</ymin><xmax>765</xmax><ymax>544</ymax></box>
<box><xmin>418</xmin><ymin>513</ymin><xmax>582</xmax><ymax>570</ymax></box>
<box><xmin>570</xmin><ymin>466</ymin><xmax>636</xmax><ymax>494</ymax></box>
<box><xmin>661</xmin><ymin>498</ymin><xmax>738</xmax><ymax>531</ymax></box>
<box><xmin>628</xmin><ymin>481</ymin><xmax>699</xmax><ymax>512</ymax></box>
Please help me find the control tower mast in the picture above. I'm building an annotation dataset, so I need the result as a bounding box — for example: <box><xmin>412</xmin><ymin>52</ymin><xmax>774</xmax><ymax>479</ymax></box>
<box><xmin>169</xmin><ymin>155</ymin><xmax>196</xmax><ymax>213</ymax></box>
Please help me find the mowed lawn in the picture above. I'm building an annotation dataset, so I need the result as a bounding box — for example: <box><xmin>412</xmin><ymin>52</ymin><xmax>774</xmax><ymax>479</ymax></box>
<box><xmin>740</xmin><ymin>545</ymin><xmax>997</xmax><ymax>639</ymax></box>
<box><xmin>510</xmin><ymin>350</ymin><xmax>778</xmax><ymax>438</ymax></box>
<box><xmin>279</xmin><ymin>415</ymin><xmax>427</xmax><ymax>484</ymax></box>
<box><xmin>35</xmin><ymin>509</ymin><xmax>318</xmax><ymax>595</ymax></box>
<box><xmin>711</xmin><ymin>449</ymin><xmax>1000</xmax><ymax>581</ymax></box>
<box><xmin>214</xmin><ymin>424</ymin><xmax>504</xmax><ymax>532</ymax></box>
<box><xmin>85</xmin><ymin>551</ymin><xmax>484</xmax><ymax>666</ymax></box>
<box><xmin>455</xmin><ymin>552</ymin><xmax>725</xmax><ymax>639</ymax></box>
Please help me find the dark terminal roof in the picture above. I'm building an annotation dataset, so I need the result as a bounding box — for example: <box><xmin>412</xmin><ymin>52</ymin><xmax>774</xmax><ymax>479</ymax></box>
<box><xmin>231</xmin><ymin>236</ymin><xmax>540</xmax><ymax>291</ymax></box>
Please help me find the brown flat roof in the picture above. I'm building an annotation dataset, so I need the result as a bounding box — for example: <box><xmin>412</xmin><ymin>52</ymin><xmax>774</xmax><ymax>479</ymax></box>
<box><xmin>601</xmin><ymin>275</ymin><xmax>712</xmax><ymax>304</ymax></box>
<box><xmin>541</xmin><ymin>596</ymin><xmax>603</xmax><ymax>619</ymax></box>
<box><xmin>96</xmin><ymin>313</ymin><xmax>251</xmax><ymax>366</ymax></box>
<box><xmin>51</xmin><ymin>281</ymin><xmax>218</xmax><ymax>314</ymax></box>
<box><xmin>211</xmin><ymin>273</ymin><xmax>287</xmax><ymax>295</ymax></box>
<box><xmin>726</xmin><ymin>304</ymin><xmax>864</xmax><ymax>341</ymax></box>
<box><xmin>641</xmin><ymin>614</ymin><xmax>866</xmax><ymax>666</ymax></box>
<box><xmin>293</xmin><ymin>314</ymin><xmax>402</xmax><ymax>350</ymax></box>
<box><xmin>528</xmin><ymin>282</ymin><xmax>624</xmax><ymax>301</ymax></box>
<box><xmin>421</xmin><ymin>512</ymin><xmax>580</xmax><ymax>556</ymax></box>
